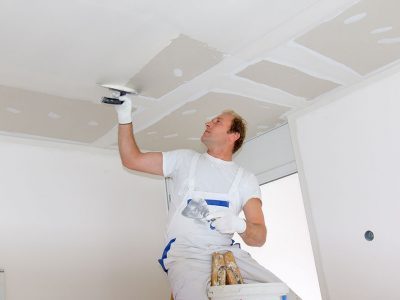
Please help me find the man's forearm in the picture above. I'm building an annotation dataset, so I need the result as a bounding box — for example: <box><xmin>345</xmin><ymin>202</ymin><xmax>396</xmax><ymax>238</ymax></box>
<box><xmin>114</xmin><ymin>99</ymin><xmax>163</xmax><ymax>175</ymax></box>
<box><xmin>239</xmin><ymin>221</ymin><xmax>266</xmax><ymax>247</ymax></box>
<box><xmin>118</xmin><ymin>123</ymin><xmax>141</xmax><ymax>166</ymax></box>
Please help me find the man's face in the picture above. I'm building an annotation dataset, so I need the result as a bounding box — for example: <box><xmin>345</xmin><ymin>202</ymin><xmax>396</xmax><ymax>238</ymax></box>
<box><xmin>201</xmin><ymin>113</ymin><xmax>237</xmax><ymax>149</ymax></box>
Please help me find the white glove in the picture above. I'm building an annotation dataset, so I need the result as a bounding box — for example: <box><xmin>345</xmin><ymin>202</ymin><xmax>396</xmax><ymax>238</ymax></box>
<box><xmin>206</xmin><ymin>211</ymin><xmax>246</xmax><ymax>234</ymax></box>
<box><xmin>115</xmin><ymin>96</ymin><xmax>132</xmax><ymax>124</ymax></box>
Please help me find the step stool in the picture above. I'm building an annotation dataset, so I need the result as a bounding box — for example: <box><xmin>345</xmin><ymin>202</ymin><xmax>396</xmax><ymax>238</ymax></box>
<box><xmin>208</xmin><ymin>282</ymin><xmax>289</xmax><ymax>300</ymax></box>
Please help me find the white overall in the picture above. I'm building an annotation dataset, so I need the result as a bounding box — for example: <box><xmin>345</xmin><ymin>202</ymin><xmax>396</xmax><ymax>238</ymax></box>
<box><xmin>158</xmin><ymin>153</ymin><xmax>300</xmax><ymax>300</ymax></box>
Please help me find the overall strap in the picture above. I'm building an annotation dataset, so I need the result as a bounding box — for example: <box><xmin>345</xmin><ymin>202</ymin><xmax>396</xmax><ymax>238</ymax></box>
<box><xmin>187</xmin><ymin>153</ymin><xmax>201</xmax><ymax>193</ymax></box>
<box><xmin>228</xmin><ymin>167</ymin><xmax>244</xmax><ymax>195</ymax></box>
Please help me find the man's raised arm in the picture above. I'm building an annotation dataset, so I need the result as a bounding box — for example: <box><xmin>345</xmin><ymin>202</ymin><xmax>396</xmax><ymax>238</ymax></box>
<box><xmin>116</xmin><ymin>98</ymin><xmax>163</xmax><ymax>176</ymax></box>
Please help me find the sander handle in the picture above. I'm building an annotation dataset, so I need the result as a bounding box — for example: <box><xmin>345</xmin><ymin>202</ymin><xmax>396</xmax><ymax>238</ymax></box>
<box><xmin>101</xmin><ymin>97</ymin><xmax>124</xmax><ymax>105</ymax></box>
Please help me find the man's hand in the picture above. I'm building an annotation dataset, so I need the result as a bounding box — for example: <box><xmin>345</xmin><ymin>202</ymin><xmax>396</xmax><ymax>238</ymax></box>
<box><xmin>115</xmin><ymin>96</ymin><xmax>132</xmax><ymax>124</ymax></box>
<box><xmin>206</xmin><ymin>211</ymin><xmax>246</xmax><ymax>234</ymax></box>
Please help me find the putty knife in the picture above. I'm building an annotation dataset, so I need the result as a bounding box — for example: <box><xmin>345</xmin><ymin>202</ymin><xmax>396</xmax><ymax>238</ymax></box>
<box><xmin>182</xmin><ymin>198</ymin><xmax>216</xmax><ymax>229</ymax></box>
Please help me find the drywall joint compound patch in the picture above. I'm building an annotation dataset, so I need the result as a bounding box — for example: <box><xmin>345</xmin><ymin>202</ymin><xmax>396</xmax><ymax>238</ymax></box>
<box><xmin>126</xmin><ymin>35</ymin><xmax>223</xmax><ymax>98</ymax></box>
<box><xmin>295</xmin><ymin>0</ymin><xmax>400</xmax><ymax>75</ymax></box>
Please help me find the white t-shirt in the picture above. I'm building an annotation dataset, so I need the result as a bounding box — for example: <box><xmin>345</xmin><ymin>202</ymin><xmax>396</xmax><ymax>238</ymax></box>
<box><xmin>163</xmin><ymin>149</ymin><xmax>261</xmax><ymax>219</ymax></box>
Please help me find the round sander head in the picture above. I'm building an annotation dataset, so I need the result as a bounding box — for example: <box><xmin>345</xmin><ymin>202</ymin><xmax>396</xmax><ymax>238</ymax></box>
<box><xmin>99</xmin><ymin>83</ymin><xmax>137</xmax><ymax>95</ymax></box>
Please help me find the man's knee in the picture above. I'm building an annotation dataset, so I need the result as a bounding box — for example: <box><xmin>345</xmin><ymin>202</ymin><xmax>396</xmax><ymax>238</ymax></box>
<box><xmin>168</xmin><ymin>262</ymin><xmax>210</xmax><ymax>300</ymax></box>
<box><xmin>171</xmin><ymin>279</ymin><xmax>209</xmax><ymax>300</ymax></box>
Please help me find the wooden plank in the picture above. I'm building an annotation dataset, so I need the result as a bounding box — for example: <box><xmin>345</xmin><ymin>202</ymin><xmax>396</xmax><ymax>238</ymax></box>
<box><xmin>211</xmin><ymin>252</ymin><xmax>226</xmax><ymax>286</ymax></box>
<box><xmin>224</xmin><ymin>251</ymin><xmax>244</xmax><ymax>285</ymax></box>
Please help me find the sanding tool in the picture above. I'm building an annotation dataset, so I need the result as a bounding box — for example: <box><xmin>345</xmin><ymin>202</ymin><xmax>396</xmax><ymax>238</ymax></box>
<box><xmin>99</xmin><ymin>83</ymin><xmax>137</xmax><ymax>105</ymax></box>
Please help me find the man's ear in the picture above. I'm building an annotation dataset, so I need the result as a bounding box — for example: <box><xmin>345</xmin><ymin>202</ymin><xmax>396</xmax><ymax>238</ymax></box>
<box><xmin>229</xmin><ymin>131</ymin><xmax>240</xmax><ymax>143</ymax></box>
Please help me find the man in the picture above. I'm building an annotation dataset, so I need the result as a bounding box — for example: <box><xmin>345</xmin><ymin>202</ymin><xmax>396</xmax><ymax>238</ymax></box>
<box><xmin>115</xmin><ymin>97</ymin><xmax>298</xmax><ymax>300</ymax></box>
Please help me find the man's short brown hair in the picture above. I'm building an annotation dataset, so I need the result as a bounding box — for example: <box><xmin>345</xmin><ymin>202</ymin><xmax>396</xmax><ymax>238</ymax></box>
<box><xmin>224</xmin><ymin>110</ymin><xmax>247</xmax><ymax>154</ymax></box>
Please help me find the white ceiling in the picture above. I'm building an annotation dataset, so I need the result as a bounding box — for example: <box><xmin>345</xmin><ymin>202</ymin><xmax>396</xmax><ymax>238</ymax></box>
<box><xmin>1</xmin><ymin>0</ymin><xmax>400</xmax><ymax>151</ymax></box>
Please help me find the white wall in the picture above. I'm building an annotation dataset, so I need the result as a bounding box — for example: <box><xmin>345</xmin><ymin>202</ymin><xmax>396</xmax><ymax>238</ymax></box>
<box><xmin>235</xmin><ymin>123</ymin><xmax>297</xmax><ymax>184</ymax></box>
<box><xmin>239</xmin><ymin>174</ymin><xmax>321</xmax><ymax>300</ymax></box>
<box><xmin>0</xmin><ymin>270</ymin><xmax>4</xmax><ymax>300</ymax></box>
<box><xmin>0</xmin><ymin>137</ymin><xmax>170</xmax><ymax>300</ymax></box>
<box><xmin>288</xmin><ymin>68</ymin><xmax>400</xmax><ymax>300</ymax></box>
<box><xmin>234</xmin><ymin>124</ymin><xmax>323</xmax><ymax>299</ymax></box>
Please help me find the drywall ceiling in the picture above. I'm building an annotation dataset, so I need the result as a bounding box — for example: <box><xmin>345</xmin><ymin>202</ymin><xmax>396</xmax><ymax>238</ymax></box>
<box><xmin>296</xmin><ymin>0</ymin><xmax>400</xmax><ymax>75</ymax></box>
<box><xmin>134</xmin><ymin>92</ymin><xmax>290</xmax><ymax>152</ymax></box>
<box><xmin>126</xmin><ymin>35</ymin><xmax>224</xmax><ymax>98</ymax></box>
<box><xmin>0</xmin><ymin>0</ymin><xmax>400</xmax><ymax>150</ymax></box>
<box><xmin>1</xmin><ymin>0</ymin><xmax>398</xmax><ymax>151</ymax></box>
<box><xmin>0</xmin><ymin>85</ymin><xmax>118</xmax><ymax>143</ymax></box>
<box><xmin>1</xmin><ymin>0</ymin><xmax>399</xmax><ymax>152</ymax></box>
<box><xmin>237</xmin><ymin>60</ymin><xmax>340</xmax><ymax>99</ymax></box>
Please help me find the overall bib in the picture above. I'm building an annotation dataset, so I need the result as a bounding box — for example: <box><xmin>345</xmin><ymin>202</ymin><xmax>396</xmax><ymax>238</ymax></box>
<box><xmin>158</xmin><ymin>153</ymin><xmax>300</xmax><ymax>300</ymax></box>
